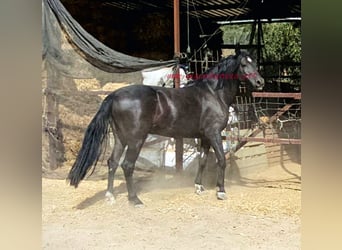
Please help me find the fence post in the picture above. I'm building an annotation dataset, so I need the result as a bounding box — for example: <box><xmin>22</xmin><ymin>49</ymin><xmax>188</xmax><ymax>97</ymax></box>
<box><xmin>43</xmin><ymin>62</ymin><xmax>64</xmax><ymax>170</ymax></box>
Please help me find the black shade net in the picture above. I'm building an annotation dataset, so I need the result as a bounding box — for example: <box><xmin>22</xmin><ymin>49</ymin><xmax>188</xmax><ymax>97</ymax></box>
<box><xmin>42</xmin><ymin>0</ymin><xmax>176</xmax><ymax>77</ymax></box>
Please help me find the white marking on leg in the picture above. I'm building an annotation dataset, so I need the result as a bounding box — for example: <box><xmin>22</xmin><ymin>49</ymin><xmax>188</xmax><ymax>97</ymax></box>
<box><xmin>195</xmin><ymin>184</ymin><xmax>205</xmax><ymax>195</ymax></box>
<box><xmin>134</xmin><ymin>203</ymin><xmax>144</xmax><ymax>208</ymax></box>
<box><xmin>216</xmin><ymin>191</ymin><xmax>227</xmax><ymax>200</ymax></box>
<box><xmin>105</xmin><ymin>191</ymin><xmax>116</xmax><ymax>205</ymax></box>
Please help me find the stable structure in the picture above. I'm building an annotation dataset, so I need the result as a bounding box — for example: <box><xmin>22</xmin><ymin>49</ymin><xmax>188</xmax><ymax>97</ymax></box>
<box><xmin>43</xmin><ymin>0</ymin><xmax>301</xmax><ymax>172</ymax></box>
<box><xmin>60</xmin><ymin>0</ymin><xmax>301</xmax><ymax>69</ymax></box>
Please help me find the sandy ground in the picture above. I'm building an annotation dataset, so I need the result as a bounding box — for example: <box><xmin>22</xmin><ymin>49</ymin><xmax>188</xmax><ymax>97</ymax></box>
<box><xmin>42</xmin><ymin>161</ymin><xmax>301</xmax><ymax>250</ymax></box>
<box><xmin>42</xmin><ymin>57</ymin><xmax>302</xmax><ymax>249</ymax></box>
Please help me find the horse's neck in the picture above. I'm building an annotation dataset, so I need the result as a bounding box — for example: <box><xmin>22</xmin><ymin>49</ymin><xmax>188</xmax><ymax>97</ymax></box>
<box><xmin>218</xmin><ymin>80</ymin><xmax>239</xmax><ymax>107</ymax></box>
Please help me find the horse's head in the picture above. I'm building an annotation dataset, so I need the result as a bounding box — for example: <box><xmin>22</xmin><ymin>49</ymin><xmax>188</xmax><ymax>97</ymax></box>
<box><xmin>235</xmin><ymin>47</ymin><xmax>264</xmax><ymax>91</ymax></box>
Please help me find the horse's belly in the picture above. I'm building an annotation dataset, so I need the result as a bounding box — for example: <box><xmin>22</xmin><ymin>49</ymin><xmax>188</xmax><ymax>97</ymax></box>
<box><xmin>150</xmin><ymin>114</ymin><xmax>203</xmax><ymax>138</ymax></box>
<box><xmin>150</xmin><ymin>126</ymin><xmax>202</xmax><ymax>138</ymax></box>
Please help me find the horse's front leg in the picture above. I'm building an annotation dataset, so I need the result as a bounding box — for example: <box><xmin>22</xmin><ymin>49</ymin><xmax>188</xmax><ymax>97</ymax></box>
<box><xmin>208</xmin><ymin>132</ymin><xmax>228</xmax><ymax>200</ymax></box>
<box><xmin>194</xmin><ymin>138</ymin><xmax>210</xmax><ymax>195</ymax></box>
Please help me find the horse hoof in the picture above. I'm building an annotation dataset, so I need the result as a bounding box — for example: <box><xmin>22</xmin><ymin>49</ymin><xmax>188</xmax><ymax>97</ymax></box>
<box><xmin>105</xmin><ymin>191</ymin><xmax>116</xmax><ymax>205</ymax></box>
<box><xmin>134</xmin><ymin>203</ymin><xmax>145</xmax><ymax>208</ymax></box>
<box><xmin>129</xmin><ymin>196</ymin><xmax>144</xmax><ymax>208</ymax></box>
<box><xmin>195</xmin><ymin>184</ymin><xmax>205</xmax><ymax>195</ymax></box>
<box><xmin>216</xmin><ymin>191</ymin><xmax>227</xmax><ymax>200</ymax></box>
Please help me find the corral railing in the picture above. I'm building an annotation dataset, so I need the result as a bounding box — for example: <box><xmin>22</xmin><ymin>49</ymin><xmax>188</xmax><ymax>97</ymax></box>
<box><xmin>223</xmin><ymin>91</ymin><xmax>301</xmax><ymax>167</ymax></box>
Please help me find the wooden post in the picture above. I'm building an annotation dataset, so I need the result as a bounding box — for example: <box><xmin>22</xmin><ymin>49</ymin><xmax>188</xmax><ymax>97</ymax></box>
<box><xmin>173</xmin><ymin>0</ymin><xmax>183</xmax><ymax>171</ymax></box>
<box><xmin>43</xmin><ymin>60</ymin><xmax>67</xmax><ymax>171</ymax></box>
<box><xmin>44</xmin><ymin>62</ymin><xmax>59</xmax><ymax>170</ymax></box>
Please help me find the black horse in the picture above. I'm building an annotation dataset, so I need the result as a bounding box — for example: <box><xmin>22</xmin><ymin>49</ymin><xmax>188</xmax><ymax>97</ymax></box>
<box><xmin>67</xmin><ymin>48</ymin><xmax>264</xmax><ymax>206</ymax></box>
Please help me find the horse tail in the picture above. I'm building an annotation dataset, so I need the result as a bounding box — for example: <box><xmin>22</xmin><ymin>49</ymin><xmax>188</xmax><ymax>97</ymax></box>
<box><xmin>67</xmin><ymin>93</ymin><xmax>114</xmax><ymax>188</ymax></box>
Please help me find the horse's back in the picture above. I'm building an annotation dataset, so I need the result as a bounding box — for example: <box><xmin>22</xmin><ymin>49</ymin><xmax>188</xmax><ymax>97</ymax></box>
<box><xmin>110</xmin><ymin>84</ymin><xmax>228</xmax><ymax>139</ymax></box>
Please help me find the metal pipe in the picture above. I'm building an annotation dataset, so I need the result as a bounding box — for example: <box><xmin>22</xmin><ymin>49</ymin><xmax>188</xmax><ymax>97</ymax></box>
<box><xmin>217</xmin><ymin>17</ymin><xmax>301</xmax><ymax>25</ymax></box>
<box><xmin>173</xmin><ymin>0</ymin><xmax>183</xmax><ymax>171</ymax></box>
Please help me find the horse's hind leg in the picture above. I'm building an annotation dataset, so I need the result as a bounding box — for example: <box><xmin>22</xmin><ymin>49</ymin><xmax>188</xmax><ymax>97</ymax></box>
<box><xmin>121</xmin><ymin>138</ymin><xmax>146</xmax><ymax>207</ymax></box>
<box><xmin>194</xmin><ymin>138</ymin><xmax>210</xmax><ymax>195</ymax></box>
<box><xmin>106</xmin><ymin>133</ymin><xmax>125</xmax><ymax>204</ymax></box>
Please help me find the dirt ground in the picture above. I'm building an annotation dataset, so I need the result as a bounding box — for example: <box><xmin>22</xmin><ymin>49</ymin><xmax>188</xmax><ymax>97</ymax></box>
<box><xmin>42</xmin><ymin>76</ymin><xmax>301</xmax><ymax>249</ymax></box>
<box><xmin>42</xmin><ymin>160</ymin><xmax>301</xmax><ymax>250</ymax></box>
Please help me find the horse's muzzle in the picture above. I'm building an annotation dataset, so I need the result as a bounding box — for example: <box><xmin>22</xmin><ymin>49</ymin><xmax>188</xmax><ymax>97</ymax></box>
<box><xmin>256</xmin><ymin>78</ymin><xmax>265</xmax><ymax>91</ymax></box>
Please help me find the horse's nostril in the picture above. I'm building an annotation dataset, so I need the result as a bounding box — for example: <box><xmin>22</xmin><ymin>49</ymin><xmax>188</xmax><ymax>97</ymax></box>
<box><xmin>257</xmin><ymin>79</ymin><xmax>265</xmax><ymax>86</ymax></box>
<box><xmin>256</xmin><ymin>79</ymin><xmax>264</xmax><ymax>90</ymax></box>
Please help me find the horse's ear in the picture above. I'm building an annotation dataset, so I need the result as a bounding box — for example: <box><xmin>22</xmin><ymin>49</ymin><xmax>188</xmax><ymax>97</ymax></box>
<box><xmin>235</xmin><ymin>43</ymin><xmax>241</xmax><ymax>56</ymax></box>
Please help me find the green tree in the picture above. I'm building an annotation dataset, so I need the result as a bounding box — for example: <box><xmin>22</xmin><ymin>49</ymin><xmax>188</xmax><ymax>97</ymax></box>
<box><xmin>263</xmin><ymin>22</ymin><xmax>301</xmax><ymax>83</ymax></box>
<box><xmin>220</xmin><ymin>22</ymin><xmax>301</xmax><ymax>84</ymax></box>
<box><xmin>221</xmin><ymin>22</ymin><xmax>301</xmax><ymax>62</ymax></box>
<box><xmin>263</xmin><ymin>22</ymin><xmax>301</xmax><ymax>63</ymax></box>
<box><xmin>220</xmin><ymin>24</ymin><xmax>253</xmax><ymax>45</ymax></box>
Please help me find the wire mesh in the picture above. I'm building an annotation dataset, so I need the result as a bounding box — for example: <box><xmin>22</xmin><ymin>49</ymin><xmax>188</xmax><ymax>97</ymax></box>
<box><xmin>225</xmin><ymin>92</ymin><xmax>302</xmax><ymax>149</ymax></box>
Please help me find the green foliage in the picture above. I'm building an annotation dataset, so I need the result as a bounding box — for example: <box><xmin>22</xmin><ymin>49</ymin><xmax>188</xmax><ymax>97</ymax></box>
<box><xmin>220</xmin><ymin>22</ymin><xmax>301</xmax><ymax>84</ymax></box>
<box><xmin>263</xmin><ymin>23</ymin><xmax>301</xmax><ymax>82</ymax></box>
<box><xmin>220</xmin><ymin>22</ymin><xmax>301</xmax><ymax>62</ymax></box>
<box><xmin>263</xmin><ymin>23</ymin><xmax>301</xmax><ymax>63</ymax></box>
<box><xmin>220</xmin><ymin>24</ymin><xmax>253</xmax><ymax>44</ymax></box>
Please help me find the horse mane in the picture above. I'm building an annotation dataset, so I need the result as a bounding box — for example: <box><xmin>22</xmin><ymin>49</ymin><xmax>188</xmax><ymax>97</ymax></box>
<box><xmin>203</xmin><ymin>55</ymin><xmax>236</xmax><ymax>75</ymax></box>
<box><xmin>205</xmin><ymin>50</ymin><xmax>250</xmax><ymax>76</ymax></box>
